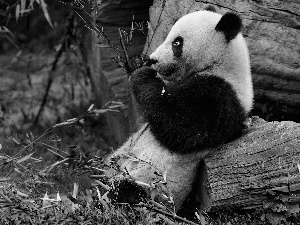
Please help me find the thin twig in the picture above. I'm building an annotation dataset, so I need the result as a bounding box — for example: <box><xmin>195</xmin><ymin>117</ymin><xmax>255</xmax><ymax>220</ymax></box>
<box><xmin>0</xmin><ymin>192</ymin><xmax>12</xmax><ymax>204</ymax></box>
<box><xmin>74</xmin><ymin>10</ymin><xmax>121</xmax><ymax>55</ymax></box>
<box><xmin>137</xmin><ymin>202</ymin><xmax>200</xmax><ymax>225</ymax></box>
<box><xmin>41</xmin><ymin>143</ymin><xmax>68</xmax><ymax>156</ymax></box>
<box><xmin>33</xmin><ymin>14</ymin><xmax>75</xmax><ymax>125</ymax></box>
<box><xmin>118</xmin><ymin>28</ymin><xmax>132</xmax><ymax>74</ymax></box>
<box><xmin>145</xmin><ymin>0</ymin><xmax>167</xmax><ymax>54</ymax></box>
<box><xmin>13</xmin><ymin>126</ymin><xmax>54</xmax><ymax>157</ymax></box>
<box><xmin>44</xmin><ymin>147</ymin><xmax>66</xmax><ymax>159</ymax></box>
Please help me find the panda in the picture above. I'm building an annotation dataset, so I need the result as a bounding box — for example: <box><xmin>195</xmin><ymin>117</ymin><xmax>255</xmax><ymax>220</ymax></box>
<box><xmin>108</xmin><ymin>6</ymin><xmax>253</xmax><ymax>216</ymax></box>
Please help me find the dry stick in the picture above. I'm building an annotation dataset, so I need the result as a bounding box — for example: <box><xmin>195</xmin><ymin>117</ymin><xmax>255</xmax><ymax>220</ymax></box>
<box><xmin>144</xmin><ymin>0</ymin><xmax>167</xmax><ymax>55</ymax></box>
<box><xmin>34</xmin><ymin>13</ymin><xmax>77</xmax><ymax>125</ymax></box>
<box><xmin>74</xmin><ymin>9</ymin><xmax>121</xmax><ymax>55</ymax></box>
<box><xmin>118</xmin><ymin>28</ymin><xmax>132</xmax><ymax>74</ymax></box>
<box><xmin>0</xmin><ymin>192</ymin><xmax>12</xmax><ymax>204</ymax></box>
<box><xmin>73</xmin><ymin>5</ymin><xmax>133</xmax><ymax>75</ymax></box>
<box><xmin>74</xmin><ymin>9</ymin><xmax>133</xmax><ymax>75</ymax></box>
<box><xmin>13</xmin><ymin>126</ymin><xmax>54</xmax><ymax>157</ymax></box>
<box><xmin>137</xmin><ymin>202</ymin><xmax>201</xmax><ymax>225</ymax></box>
<box><xmin>33</xmin><ymin>47</ymin><xmax>63</xmax><ymax>125</ymax></box>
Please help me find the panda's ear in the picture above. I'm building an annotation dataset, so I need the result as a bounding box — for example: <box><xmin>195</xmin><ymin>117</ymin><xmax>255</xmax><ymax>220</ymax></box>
<box><xmin>204</xmin><ymin>5</ymin><xmax>216</xmax><ymax>12</ymax></box>
<box><xmin>215</xmin><ymin>12</ymin><xmax>242</xmax><ymax>42</ymax></box>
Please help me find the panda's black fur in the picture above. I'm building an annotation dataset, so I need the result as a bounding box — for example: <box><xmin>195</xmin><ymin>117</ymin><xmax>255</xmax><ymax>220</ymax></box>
<box><xmin>130</xmin><ymin>11</ymin><xmax>247</xmax><ymax>154</ymax></box>
<box><xmin>131</xmin><ymin>67</ymin><xmax>246</xmax><ymax>153</ymax></box>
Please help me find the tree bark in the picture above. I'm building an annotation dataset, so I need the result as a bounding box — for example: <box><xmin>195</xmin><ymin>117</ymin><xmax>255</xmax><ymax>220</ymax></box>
<box><xmin>205</xmin><ymin>117</ymin><xmax>300</xmax><ymax>210</ymax></box>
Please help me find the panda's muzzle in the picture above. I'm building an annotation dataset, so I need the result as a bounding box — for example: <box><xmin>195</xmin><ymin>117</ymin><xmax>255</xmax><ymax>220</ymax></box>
<box><xmin>144</xmin><ymin>59</ymin><xmax>158</xmax><ymax>66</ymax></box>
<box><xmin>144</xmin><ymin>58</ymin><xmax>178</xmax><ymax>79</ymax></box>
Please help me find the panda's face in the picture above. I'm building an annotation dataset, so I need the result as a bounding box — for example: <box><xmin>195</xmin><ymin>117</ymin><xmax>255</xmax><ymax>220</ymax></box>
<box><xmin>150</xmin><ymin>10</ymin><xmax>242</xmax><ymax>82</ymax></box>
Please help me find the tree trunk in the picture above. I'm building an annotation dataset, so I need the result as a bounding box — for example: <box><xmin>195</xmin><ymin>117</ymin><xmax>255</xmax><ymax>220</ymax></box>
<box><xmin>86</xmin><ymin>0</ymin><xmax>152</xmax><ymax>148</ymax></box>
<box><xmin>205</xmin><ymin>117</ymin><xmax>300</xmax><ymax>210</ymax></box>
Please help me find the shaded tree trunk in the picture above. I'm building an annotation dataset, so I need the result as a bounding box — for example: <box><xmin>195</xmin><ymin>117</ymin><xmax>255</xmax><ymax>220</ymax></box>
<box><xmin>87</xmin><ymin>0</ymin><xmax>153</xmax><ymax>148</ymax></box>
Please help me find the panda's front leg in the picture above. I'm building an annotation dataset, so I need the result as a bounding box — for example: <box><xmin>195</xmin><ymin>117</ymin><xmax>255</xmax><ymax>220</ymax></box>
<box><xmin>130</xmin><ymin>66</ymin><xmax>166</xmax><ymax>112</ymax></box>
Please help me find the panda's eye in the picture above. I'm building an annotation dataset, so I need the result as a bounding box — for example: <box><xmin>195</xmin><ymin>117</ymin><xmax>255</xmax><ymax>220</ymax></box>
<box><xmin>172</xmin><ymin>36</ymin><xmax>184</xmax><ymax>58</ymax></box>
<box><xmin>172</xmin><ymin>36</ymin><xmax>183</xmax><ymax>47</ymax></box>
<box><xmin>173</xmin><ymin>40</ymin><xmax>181</xmax><ymax>46</ymax></box>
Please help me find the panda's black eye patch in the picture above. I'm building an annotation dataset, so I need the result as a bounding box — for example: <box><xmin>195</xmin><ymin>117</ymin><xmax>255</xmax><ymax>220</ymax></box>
<box><xmin>172</xmin><ymin>36</ymin><xmax>184</xmax><ymax>58</ymax></box>
<box><xmin>172</xmin><ymin>36</ymin><xmax>183</xmax><ymax>47</ymax></box>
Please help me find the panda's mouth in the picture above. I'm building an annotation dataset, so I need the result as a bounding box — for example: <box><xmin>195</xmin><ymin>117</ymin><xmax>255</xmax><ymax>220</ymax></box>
<box><xmin>153</xmin><ymin>62</ymin><xmax>215</xmax><ymax>83</ymax></box>
<box><xmin>153</xmin><ymin>63</ymin><xmax>183</xmax><ymax>82</ymax></box>
<box><xmin>152</xmin><ymin>59</ymin><xmax>214</xmax><ymax>82</ymax></box>
<box><xmin>156</xmin><ymin>64</ymin><xmax>177</xmax><ymax>76</ymax></box>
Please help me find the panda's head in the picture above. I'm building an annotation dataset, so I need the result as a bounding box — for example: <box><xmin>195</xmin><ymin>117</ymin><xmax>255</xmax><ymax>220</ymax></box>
<box><xmin>150</xmin><ymin>8</ymin><xmax>253</xmax><ymax>113</ymax></box>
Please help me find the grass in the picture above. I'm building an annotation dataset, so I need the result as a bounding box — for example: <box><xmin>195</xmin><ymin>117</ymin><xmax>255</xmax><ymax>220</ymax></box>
<box><xmin>0</xmin><ymin>110</ymin><xmax>196</xmax><ymax>225</ymax></box>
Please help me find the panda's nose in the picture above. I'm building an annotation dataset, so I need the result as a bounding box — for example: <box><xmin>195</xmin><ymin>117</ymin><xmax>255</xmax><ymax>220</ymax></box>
<box><xmin>149</xmin><ymin>59</ymin><xmax>158</xmax><ymax>65</ymax></box>
<box><xmin>144</xmin><ymin>59</ymin><xmax>158</xmax><ymax>66</ymax></box>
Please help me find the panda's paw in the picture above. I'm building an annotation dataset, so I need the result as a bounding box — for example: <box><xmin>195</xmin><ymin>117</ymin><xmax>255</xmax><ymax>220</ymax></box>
<box><xmin>109</xmin><ymin>178</ymin><xmax>149</xmax><ymax>204</ymax></box>
<box><xmin>131</xmin><ymin>66</ymin><xmax>158</xmax><ymax>81</ymax></box>
<box><xmin>130</xmin><ymin>67</ymin><xmax>165</xmax><ymax>102</ymax></box>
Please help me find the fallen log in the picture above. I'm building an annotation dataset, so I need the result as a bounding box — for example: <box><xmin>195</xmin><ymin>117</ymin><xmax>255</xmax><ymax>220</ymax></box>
<box><xmin>206</xmin><ymin>117</ymin><xmax>300</xmax><ymax>211</ymax></box>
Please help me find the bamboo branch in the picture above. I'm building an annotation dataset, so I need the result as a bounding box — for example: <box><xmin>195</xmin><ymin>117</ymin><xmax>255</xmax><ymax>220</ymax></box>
<box><xmin>136</xmin><ymin>202</ymin><xmax>201</xmax><ymax>225</ymax></box>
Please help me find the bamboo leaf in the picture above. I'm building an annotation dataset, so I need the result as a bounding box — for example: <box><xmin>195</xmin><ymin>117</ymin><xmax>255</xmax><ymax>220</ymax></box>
<box><xmin>46</xmin><ymin>158</ymin><xmax>69</xmax><ymax>173</ymax></box>
<box><xmin>41</xmin><ymin>192</ymin><xmax>51</xmax><ymax>207</ymax></box>
<box><xmin>20</xmin><ymin>0</ymin><xmax>26</xmax><ymax>16</ymax></box>
<box><xmin>56</xmin><ymin>192</ymin><xmax>61</xmax><ymax>201</ymax></box>
<box><xmin>95</xmin><ymin>43</ymin><xmax>112</xmax><ymax>48</ymax></box>
<box><xmin>17</xmin><ymin>190</ymin><xmax>29</xmax><ymax>198</ymax></box>
<box><xmin>87</xmin><ymin>104</ymin><xmax>94</xmax><ymax>112</ymax></box>
<box><xmin>96</xmin><ymin>187</ymin><xmax>109</xmax><ymax>210</ymax></box>
<box><xmin>14</xmin><ymin>167</ymin><xmax>22</xmax><ymax>174</ymax></box>
<box><xmin>15</xmin><ymin>4</ymin><xmax>20</xmax><ymax>22</ymax></box>
<box><xmin>17</xmin><ymin>153</ymin><xmax>34</xmax><ymax>164</ymax></box>
<box><xmin>0</xmin><ymin>177</ymin><xmax>10</xmax><ymax>182</ymax></box>
<box><xmin>40</xmin><ymin>0</ymin><xmax>53</xmax><ymax>28</ymax></box>
<box><xmin>72</xmin><ymin>183</ymin><xmax>79</xmax><ymax>199</ymax></box>
<box><xmin>29</xmin><ymin>0</ymin><xmax>35</xmax><ymax>9</ymax></box>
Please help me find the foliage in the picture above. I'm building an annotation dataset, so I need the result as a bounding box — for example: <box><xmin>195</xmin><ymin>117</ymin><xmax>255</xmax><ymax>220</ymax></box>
<box><xmin>0</xmin><ymin>105</ymin><xmax>199</xmax><ymax>225</ymax></box>
<box><xmin>60</xmin><ymin>0</ymin><xmax>150</xmax><ymax>75</ymax></box>
<box><xmin>0</xmin><ymin>0</ymin><xmax>54</xmax><ymax>49</ymax></box>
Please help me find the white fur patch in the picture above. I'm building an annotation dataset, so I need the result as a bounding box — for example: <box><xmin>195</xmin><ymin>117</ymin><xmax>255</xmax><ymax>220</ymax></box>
<box><xmin>109</xmin><ymin>124</ymin><xmax>210</xmax><ymax>210</ymax></box>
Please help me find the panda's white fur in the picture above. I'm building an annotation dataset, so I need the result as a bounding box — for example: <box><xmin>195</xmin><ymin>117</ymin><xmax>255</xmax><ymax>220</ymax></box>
<box><xmin>108</xmin><ymin>9</ymin><xmax>253</xmax><ymax>213</ymax></box>
<box><xmin>109</xmin><ymin>123</ymin><xmax>210</xmax><ymax>210</ymax></box>
<box><xmin>150</xmin><ymin>10</ymin><xmax>253</xmax><ymax>113</ymax></box>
